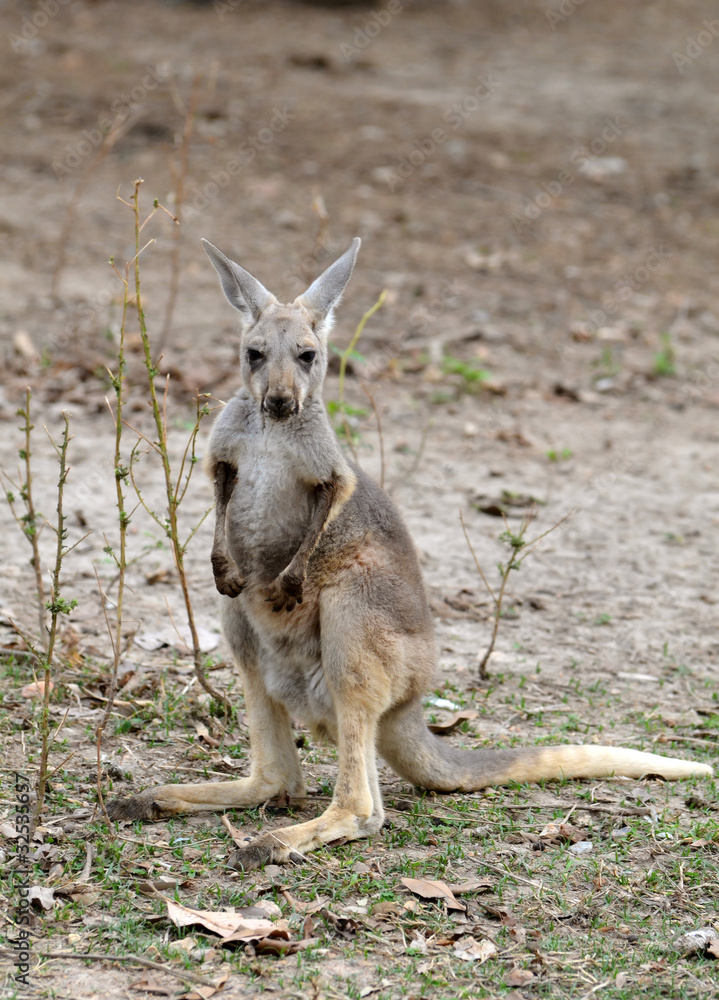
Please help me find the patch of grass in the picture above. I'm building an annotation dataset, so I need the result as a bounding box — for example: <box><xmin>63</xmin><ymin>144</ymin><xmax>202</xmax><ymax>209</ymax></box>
<box><xmin>440</xmin><ymin>353</ymin><xmax>491</xmax><ymax>391</ymax></box>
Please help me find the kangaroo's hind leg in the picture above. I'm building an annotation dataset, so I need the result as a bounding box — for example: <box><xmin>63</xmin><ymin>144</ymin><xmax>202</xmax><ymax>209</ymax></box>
<box><xmin>107</xmin><ymin>602</ymin><xmax>305</xmax><ymax>821</ymax></box>
<box><xmin>227</xmin><ymin>590</ymin><xmax>391</xmax><ymax>870</ymax></box>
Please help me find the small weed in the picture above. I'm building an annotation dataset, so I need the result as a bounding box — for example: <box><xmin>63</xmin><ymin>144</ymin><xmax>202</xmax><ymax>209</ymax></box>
<box><xmin>440</xmin><ymin>353</ymin><xmax>490</xmax><ymax>392</ymax></box>
<box><xmin>546</xmin><ymin>446</ymin><xmax>573</xmax><ymax>462</ymax></box>
<box><xmin>654</xmin><ymin>332</ymin><xmax>677</xmax><ymax>376</ymax></box>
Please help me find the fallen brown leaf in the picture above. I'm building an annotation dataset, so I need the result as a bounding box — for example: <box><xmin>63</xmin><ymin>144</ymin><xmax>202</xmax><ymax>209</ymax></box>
<box><xmin>539</xmin><ymin>821</ymin><xmax>584</xmax><ymax>844</ymax></box>
<box><xmin>507</xmin><ymin>967</ymin><xmax>535</xmax><ymax>986</ymax></box>
<box><xmin>281</xmin><ymin>890</ymin><xmax>329</xmax><ymax>914</ymax></box>
<box><xmin>453</xmin><ymin>936</ymin><xmax>497</xmax><ymax>963</ymax></box>
<box><xmin>254</xmin><ymin>937</ymin><xmax>318</xmax><ymax>956</ymax></box>
<box><xmin>400</xmin><ymin>877</ymin><xmax>465</xmax><ymax>911</ymax></box>
<box><xmin>427</xmin><ymin>710</ymin><xmax>479</xmax><ymax>734</ymax></box>
<box><xmin>446</xmin><ymin>879</ymin><xmax>493</xmax><ymax>895</ymax></box>
<box><xmin>28</xmin><ymin>886</ymin><xmax>55</xmax><ymax>910</ymax></box>
<box><xmin>166</xmin><ymin>899</ymin><xmax>289</xmax><ymax>944</ymax></box>
<box><xmin>128</xmin><ymin>978</ymin><xmax>172</xmax><ymax>996</ymax></box>
<box><xmin>22</xmin><ymin>679</ymin><xmax>53</xmax><ymax>699</ymax></box>
<box><xmin>675</xmin><ymin>926</ymin><xmax>719</xmax><ymax>957</ymax></box>
<box><xmin>195</xmin><ymin>722</ymin><xmax>220</xmax><ymax>748</ymax></box>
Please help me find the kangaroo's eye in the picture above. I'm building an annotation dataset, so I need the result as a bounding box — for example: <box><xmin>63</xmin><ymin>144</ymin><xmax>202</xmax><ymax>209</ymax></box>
<box><xmin>247</xmin><ymin>349</ymin><xmax>264</xmax><ymax>364</ymax></box>
<box><xmin>298</xmin><ymin>350</ymin><xmax>316</xmax><ymax>364</ymax></box>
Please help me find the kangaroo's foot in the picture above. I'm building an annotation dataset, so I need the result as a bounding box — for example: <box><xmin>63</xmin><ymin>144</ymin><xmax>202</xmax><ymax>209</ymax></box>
<box><xmin>107</xmin><ymin>771</ymin><xmax>302</xmax><ymax>823</ymax></box>
<box><xmin>265</xmin><ymin>569</ymin><xmax>304</xmax><ymax>613</ymax></box>
<box><xmin>227</xmin><ymin>804</ymin><xmax>384</xmax><ymax>870</ymax></box>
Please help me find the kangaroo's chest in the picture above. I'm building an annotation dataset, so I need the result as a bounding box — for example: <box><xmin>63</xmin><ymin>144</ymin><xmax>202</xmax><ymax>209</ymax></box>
<box><xmin>227</xmin><ymin>440</ymin><xmax>314</xmax><ymax>582</ymax></box>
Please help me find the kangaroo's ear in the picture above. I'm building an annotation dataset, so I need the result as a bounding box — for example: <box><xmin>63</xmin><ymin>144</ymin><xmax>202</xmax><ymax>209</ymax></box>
<box><xmin>202</xmin><ymin>239</ymin><xmax>277</xmax><ymax>323</ymax></box>
<box><xmin>295</xmin><ymin>238</ymin><xmax>361</xmax><ymax>339</ymax></box>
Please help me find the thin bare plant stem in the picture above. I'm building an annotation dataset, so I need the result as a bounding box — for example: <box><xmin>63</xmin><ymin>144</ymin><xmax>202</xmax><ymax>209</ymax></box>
<box><xmin>338</xmin><ymin>290</ymin><xmax>387</xmax><ymax>410</ymax></box>
<box><xmin>477</xmin><ymin>554</ymin><xmax>514</xmax><ymax>680</ymax></box>
<box><xmin>35</xmin><ymin>413</ymin><xmax>72</xmax><ymax>833</ymax></box>
<box><xmin>21</xmin><ymin>389</ymin><xmax>47</xmax><ymax>642</ymax></box>
<box><xmin>360</xmin><ymin>382</ymin><xmax>386</xmax><ymax>490</ymax></box>
<box><xmin>95</xmin><ymin>262</ymin><xmax>132</xmax><ymax>832</ymax></box>
<box><xmin>337</xmin><ymin>290</ymin><xmax>387</xmax><ymax>455</ymax></box>
<box><xmin>1</xmin><ymin>389</ymin><xmax>47</xmax><ymax>644</ymax></box>
<box><xmin>128</xmin><ymin>179</ymin><xmax>230</xmax><ymax>713</ymax></box>
<box><xmin>463</xmin><ymin>507</ymin><xmax>569</xmax><ymax>680</ymax></box>
<box><xmin>459</xmin><ymin>510</ymin><xmax>497</xmax><ymax>604</ymax></box>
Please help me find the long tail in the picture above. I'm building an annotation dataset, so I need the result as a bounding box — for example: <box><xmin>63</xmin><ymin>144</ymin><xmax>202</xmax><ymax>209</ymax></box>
<box><xmin>378</xmin><ymin>700</ymin><xmax>713</xmax><ymax>791</ymax></box>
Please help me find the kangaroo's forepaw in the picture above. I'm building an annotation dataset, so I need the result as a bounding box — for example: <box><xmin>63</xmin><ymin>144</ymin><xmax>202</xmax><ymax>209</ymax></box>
<box><xmin>212</xmin><ymin>560</ymin><xmax>246</xmax><ymax>598</ymax></box>
<box><xmin>265</xmin><ymin>570</ymin><xmax>304</xmax><ymax>613</ymax></box>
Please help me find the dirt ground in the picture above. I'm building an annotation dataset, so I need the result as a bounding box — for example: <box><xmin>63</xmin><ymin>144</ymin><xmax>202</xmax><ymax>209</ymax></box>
<box><xmin>1</xmin><ymin>1</ymin><xmax>718</xmax><ymax>998</ymax></box>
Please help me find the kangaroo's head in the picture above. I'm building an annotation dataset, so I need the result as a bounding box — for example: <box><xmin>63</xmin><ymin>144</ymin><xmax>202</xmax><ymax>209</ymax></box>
<box><xmin>202</xmin><ymin>237</ymin><xmax>360</xmax><ymax>421</ymax></box>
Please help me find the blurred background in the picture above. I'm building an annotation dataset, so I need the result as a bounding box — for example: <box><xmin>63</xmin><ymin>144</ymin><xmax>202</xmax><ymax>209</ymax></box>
<box><xmin>1</xmin><ymin>0</ymin><xmax>718</xmax><ymax>676</ymax></box>
<box><xmin>1</xmin><ymin>0</ymin><xmax>718</xmax><ymax>406</ymax></box>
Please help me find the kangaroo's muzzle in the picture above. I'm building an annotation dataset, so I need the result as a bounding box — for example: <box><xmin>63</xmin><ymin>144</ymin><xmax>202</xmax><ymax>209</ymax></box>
<box><xmin>263</xmin><ymin>392</ymin><xmax>298</xmax><ymax>421</ymax></box>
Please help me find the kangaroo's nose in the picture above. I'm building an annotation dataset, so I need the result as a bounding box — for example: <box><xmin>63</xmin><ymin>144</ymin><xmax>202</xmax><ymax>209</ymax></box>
<box><xmin>264</xmin><ymin>391</ymin><xmax>295</xmax><ymax>420</ymax></box>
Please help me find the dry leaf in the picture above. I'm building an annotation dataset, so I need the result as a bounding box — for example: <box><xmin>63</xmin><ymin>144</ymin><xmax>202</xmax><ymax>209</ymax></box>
<box><xmin>453</xmin><ymin>936</ymin><xmax>497</xmax><ymax>963</ymax></box>
<box><xmin>28</xmin><ymin>886</ymin><xmax>55</xmax><ymax>910</ymax></box>
<box><xmin>372</xmin><ymin>901</ymin><xmax>404</xmax><ymax>919</ymax></box>
<box><xmin>539</xmin><ymin>821</ymin><xmax>583</xmax><ymax>843</ymax></box>
<box><xmin>320</xmin><ymin>908</ymin><xmax>359</xmax><ymax>936</ymax></box>
<box><xmin>69</xmin><ymin>891</ymin><xmax>100</xmax><ymax>905</ymax></box>
<box><xmin>427</xmin><ymin>710</ymin><xmax>479</xmax><ymax>734</ymax></box>
<box><xmin>0</xmin><ymin>822</ymin><xmax>20</xmax><ymax>839</ymax></box>
<box><xmin>183</xmin><ymin>971</ymin><xmax>229</xmax><ymax>1000</ymax></box>
<box><xmin>134</xmin><ymin>624</ymin><xmax>219</xmax><ymax>653</ymax></box>
<box><xmin>407</xmin><ymin>930</ymin><xmax>428</xmax><ymax>955</ymax></box>
<box><xmin>446</xmin><ymin>879</ymin><xmax>493</xmax><ymax>895</ymax></box>
<box><xmin>507</xmin><ymin>967</ymin><xmax>535</xmax><ymax>986</ymax></box>
<box><xmin>166</xmin><ymin>898</ymin><xmax>289</xmax><ymax>943</ymax></box>
<box><xmin>129</xmin><ymin>978</ymin><xmax>172</xmax><ymax>996</ymax></box>
<box><xmin>138</xmin><ymin>877</ymin><xmax>181</xmax><ymax>895</ymax></box>
<box><xmin>255</xmin><ymin>936</ymin><xmax>318</xmax><ymax>956</ymax></box>
<box><xmin>195</xmin><ymin>722</ymin><xmax>220</xmax><ymax>748</ymax></box>
<box><xmin>247</xmin><ymin>899</ymin><xmax>283</xmax><ymax>919</ymax></box>
<box><xmin>281</xmin><ymin>890</ymin><xmax>329</xmax><ymax>914</ymax></box>
<box><xmin>13</xmin><ymin>330</ymin><xmax>40</xmax><ymax>364</ymax></box>
<box><xmin>675</xmin><ymin>927</ymin><xmax>719</xmax><ymax>956</ymax></box>
<box><xmin>400</xmin><ymin>877</ymin><xmax>466</xmax><ymax>911</ymax></box>
<box><xmin>22</xmin><ymin>679</ymin><xmax>53</xmax><ymax>699</ymax></box>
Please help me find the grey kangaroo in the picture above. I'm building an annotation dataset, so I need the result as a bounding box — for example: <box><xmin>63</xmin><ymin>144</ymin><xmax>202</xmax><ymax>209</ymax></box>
<box><xmin>108</xmin><ymin>238</ymin><xmax>712</xmax><ymax>869</ymax></box>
